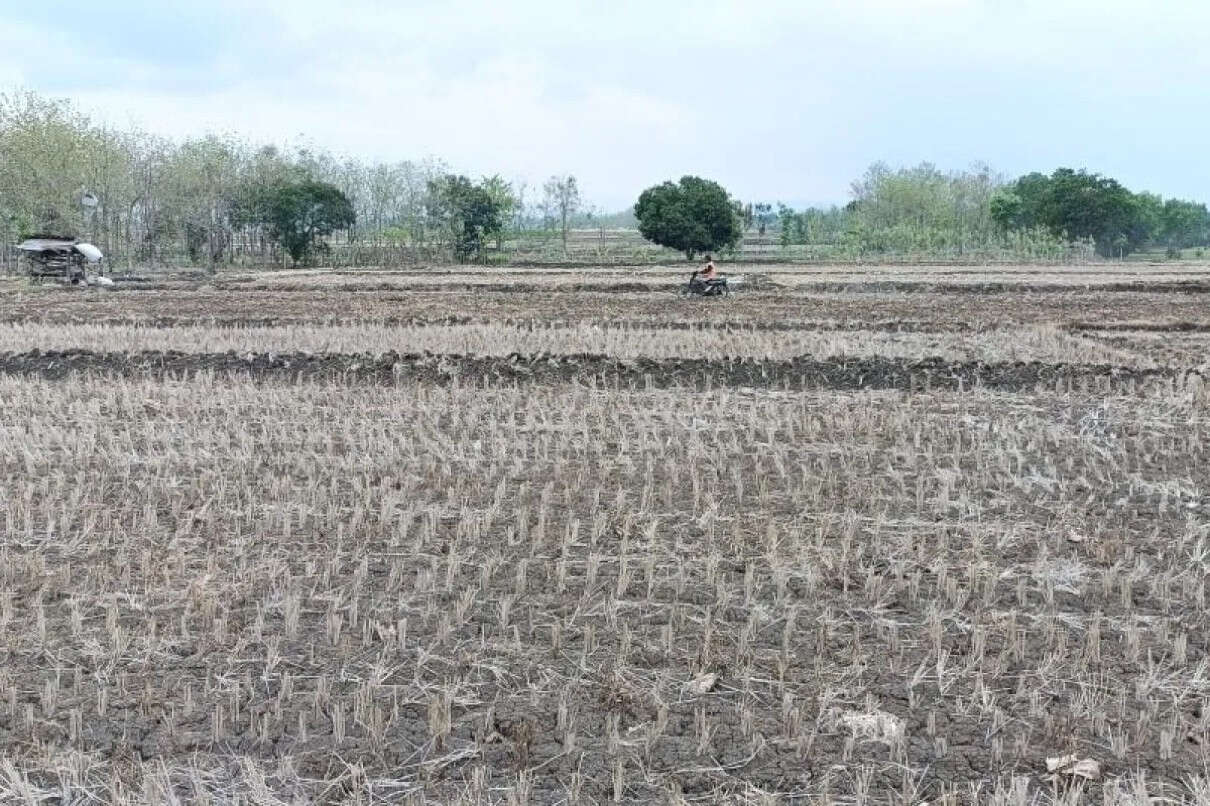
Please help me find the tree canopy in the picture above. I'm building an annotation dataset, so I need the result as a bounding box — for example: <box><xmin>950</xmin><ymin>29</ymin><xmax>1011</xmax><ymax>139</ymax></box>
<box><xmin>1160</xmin><ymin>198</ymin><xmax>1210</xmax><ymax>250</ymax></box>
<box><xmin>7</xmin><ymin>90</ymin><xmax>1210</xmax><ymax>267</ymax></box>
<box><xmin>235</xmin><ymin>179</ymin><xmax>355</xmax><ymax>265</ymax></box>
<box><xmin>426</xmin><ymin>174</ymin><xmax>506</xmax><ymax>261</ymax></box>
<box><xmin>987</xmin><ymin>168</ymin><xmax>1204</xmax><ymax>257</ymax></box>
<box><xmin>633</xmin><ymin>176</ymin><xmax>742</xmax><ymax>260</ymax></box>
<box><xmin>768</xmin><ymin>162</ymin><xmax>1210</xmax><ymax>260</ymax></box>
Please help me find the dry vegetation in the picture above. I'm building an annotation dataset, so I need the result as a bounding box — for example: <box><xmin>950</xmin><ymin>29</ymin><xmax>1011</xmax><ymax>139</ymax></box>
<box><xmin>0</xmin><ymin>321</ymin><xmax>1165</xmax><ymax>367</ymax></box>
<box><xmin>215</xmin><ymin>264</ymin><xmax>1210</xmax><ymax>291</ymax></box>
<box><xmin>1</xmin><ymin>264</ymin><xmax>1209</xmax><ymax>804</ymax></box>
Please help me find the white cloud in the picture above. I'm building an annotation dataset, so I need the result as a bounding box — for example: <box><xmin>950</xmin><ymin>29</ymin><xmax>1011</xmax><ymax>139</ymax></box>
<box><xmin>4</xmin><ymin>0</ymin><xmax>1210</xmax><ymax>208</ymax></box>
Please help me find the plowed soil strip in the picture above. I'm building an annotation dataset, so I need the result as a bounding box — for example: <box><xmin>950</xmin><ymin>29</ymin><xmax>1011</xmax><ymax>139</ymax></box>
<box><xmin>1069</xmin><ymin>321</ymin><xmax>1210</xmax><ymax>333</ymax></box>
<box><xmin>210</xmin><ymin>279</ymin><xmax>1210</xmax><ymax>294</ymax></box>
<box><xmin>7</xmin><ymin>289</ymin><xmax>1210</xmax><ymax>330</ymax></box>
<box><xmin>0</xmin><ymin>350</ymin><xmax>1183</xmax><ymax>392</ymax></box>
<box><xmin>1</xmin><ymin>314</ymin><xmax>975</xmax><ymax>332</ymax></box>
<box><xmin>12</xmin><ymin>316</ymin><xmax>1210</xmax><ymax>335</ymax></box>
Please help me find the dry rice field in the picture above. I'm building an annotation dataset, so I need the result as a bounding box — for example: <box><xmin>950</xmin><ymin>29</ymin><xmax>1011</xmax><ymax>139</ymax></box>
<box><xmin>1</xmin><ymin>263</ymin><xmax>1209</xmax><ymax>804</ymax></box>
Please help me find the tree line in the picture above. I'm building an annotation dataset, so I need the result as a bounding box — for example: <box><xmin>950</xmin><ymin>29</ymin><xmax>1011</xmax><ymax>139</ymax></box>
<box><xmin>769</xmin><ymin>162</ymin><xmax>1210</xmax><ymax>260</ymax></box>
<box><xmin>0</xmin><ymin>92</ymin><xmax>585</xmax><ymax>267</ymax></box>
<box><xmin>4</xmin><ymin>90</ymin><xmax>1208</xmax><ymax>267</ymax></box>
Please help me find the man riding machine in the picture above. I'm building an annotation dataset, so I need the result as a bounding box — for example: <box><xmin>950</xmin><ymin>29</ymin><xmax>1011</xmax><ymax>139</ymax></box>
<box><xmin>682</xmin><ymin>255</ymin><xmax>728</xmax><ymax>296</ymax></box>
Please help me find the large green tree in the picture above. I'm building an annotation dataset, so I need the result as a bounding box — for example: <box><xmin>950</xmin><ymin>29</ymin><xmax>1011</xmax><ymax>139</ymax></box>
<box><xmin>633</xmin><ymin>176</ymin><xmax>742</xmax><ymax>259</ymax></box>
<box><xmin>236</xmin><ymin>179</ymin><xmax>355</xmax><ymax>264</ymax></box>
<box><xmin>480</xmin><ymin>175</ymin><xmax>518</xmax><ymax>251</ymax></box>
<box><xmin>426</xmin><ymin>174</ymin><xmax>505</xmax><ymax>261</ymax></box>
<box><xmin>1161</xmin><ymin>198</ymin><xmax>1210</xmax><ymax>250</ymax></box>
<box><xmin>991</xmin><ymin>168</ymin><xmax>1156</xmax><ymax>256</ymax></box>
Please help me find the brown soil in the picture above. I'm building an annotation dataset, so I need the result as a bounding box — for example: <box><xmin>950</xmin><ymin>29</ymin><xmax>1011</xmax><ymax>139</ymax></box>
<box><xmin>3</xmin><ymin>269</ymin><xmax>1210</xmax><ymax>803</ymax></box>
<box><xmin>6</xmin><ymin>288</ymin><xmax>1210</xmax><ymax>330</ymax></box>
<box><xmin>0</xmin><ymin>349</ymin><xmax>1185</xmax><ymax>393</ymax></box>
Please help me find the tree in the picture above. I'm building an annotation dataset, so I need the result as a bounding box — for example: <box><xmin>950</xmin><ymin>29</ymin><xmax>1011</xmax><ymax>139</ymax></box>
<box><xmin>846</xmin><ymin>161</ymin><xmax>1002</xmax><ymax>255</ymax></box>
<box><xmin>1161</xmin><ymin>198</ymin><xmax>1210</xmax><ymax>250</ymax></box>
<box><xmin>633</xmin><ymin>176</ymin><xmax>742</xmax><ymax>260</ymax></box>
<box><xmin>480</xmin><ymin>175</ymin><xmax>518</xmax><ymax>251</ymax></box>
<box><xmin>0</xmin><ymin>92</ymin><xmax>110</xmax><ymax>246</ymax></box>
<box><xmin>163</xmin><ymin>135</ymin><xmax>243</xmax><ymax>268</ymax></box>
<box><xmin>543</xmin><ymin>175</ymin><xmax>580</xmax><ymax>254</ymax></box>
<box><xmin>993</xmin><ymin>168</ymin><xmax>1161</xmax><ymax>257</ymax></box>
<box><xmin>753</xmin><ymin>202</ymin><xmax>775</xmax><ymax>236</ymax></box>
<box><xmin>512</xmin><ymin>180</ymin><xmax>529</xmax><ymax>234</ymax></box>
<box><xmin>989</xmin><ymin>191</ymin><xmax>1024</xmax><ymax>232</ymax></box>
<box><xmin>1129</xmin><ymin>192</ymin><xmax>1163</xmax><ymax>253</ymax></box>
<box><xmin>426</xmin><ymin>174</ymin><xmax>504</xmax><ymax>261</ymax></box>
<box><xmin>236</xmin><ymin>179</ymin><xmax>355</xmax><ymax>265</ymax></box>
<box><xmin>1038</xmin><ymin>169</ymin><xmax>1143</xmax><ymax>256</ymax></box>
<box><xmin>737</xmin><ymin>202</ymin><xmax>754</xmax><ymax>231</ymax></box>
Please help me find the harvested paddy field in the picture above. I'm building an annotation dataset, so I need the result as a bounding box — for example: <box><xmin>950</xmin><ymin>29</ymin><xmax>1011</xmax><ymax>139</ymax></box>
<box><xmin>0</xmin><ymin>321</ymin><xmax>1163</xmax><ymax>366</ymax></box>
<box><xmin>1</xmin><ymin>264</ymin><xmax>1209</xmax><ymax>804</ymax></box>
<box><xmin>7</xmin><ymin>286</ymin><xmax>1210</xmax><ymax>333</ymax></box>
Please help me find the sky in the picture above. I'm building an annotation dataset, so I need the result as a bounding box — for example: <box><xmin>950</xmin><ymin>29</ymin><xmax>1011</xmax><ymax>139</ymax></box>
<box><xmin>1</xmin><ymin>0</ymin><xmax>1208</xmax><ymax>211</ymax></box>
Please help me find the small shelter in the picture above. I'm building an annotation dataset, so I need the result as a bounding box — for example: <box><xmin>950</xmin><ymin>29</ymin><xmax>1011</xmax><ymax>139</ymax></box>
<box><xmin>16</xmin><ymin>237</ymin><xmax>104</xmax><ymax>283</ymax></box>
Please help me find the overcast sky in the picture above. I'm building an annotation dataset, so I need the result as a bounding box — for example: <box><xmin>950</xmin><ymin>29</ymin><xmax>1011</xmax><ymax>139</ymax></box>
<box><xmin>2</xmin><ymin>0</ymin><xmax>1207</xmax><ymax>210</ymax></box>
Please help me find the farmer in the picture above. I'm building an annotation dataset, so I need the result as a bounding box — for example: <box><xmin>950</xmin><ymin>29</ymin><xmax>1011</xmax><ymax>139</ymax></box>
<box><xmin>686</xmin><ymin>254</ymin><xmax>724</xmax><ymax>295</ymax></box>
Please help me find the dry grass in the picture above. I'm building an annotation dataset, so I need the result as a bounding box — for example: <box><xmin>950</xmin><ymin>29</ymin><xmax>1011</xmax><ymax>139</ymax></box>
<box><xmin>1</xmin><ymin>371</ymin><xmax>1208</xmax><ymax>803</ymax></box>
<box><xmin>3</xmin><ymin>265</ymin><xmax>1210</xmax><ymax>803</ymax></box>
<box><xmin>0</xmin><ymin>321</ymin><xmax>1162</xmax><ymax>366</ymax></box>
<box><xmin>5</xmin><ymin>286</ymin><xmax>1210</xmax><ymax>336</ymax></box>
<box><xmin>218</xmin><ymin>262</ymin><xmax>1210</xmax><ymax>288</ymax></box>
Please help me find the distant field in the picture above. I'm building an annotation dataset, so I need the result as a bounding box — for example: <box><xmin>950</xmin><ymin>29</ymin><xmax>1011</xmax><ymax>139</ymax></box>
<box><xmin>0</xmin><ymin>321</ymin><xmax>1172</xmax><ymax>368</ymax></box>
<box><xmin>209</xmin><ymin>262</ymin><xmax>1210</xmax><ymax>291</ymax></box>
<box><xmin>1</xmin><ymin>263</ymin><xmax>1209</xmax><ymax>804</ymax></box>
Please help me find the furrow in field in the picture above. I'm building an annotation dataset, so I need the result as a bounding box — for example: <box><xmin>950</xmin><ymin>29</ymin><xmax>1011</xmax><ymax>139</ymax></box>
<box><xmin>0</xmin><ymin>322</ymin><xmax>1157</xmax><ymax>366</ymax></box>
<box><xmin>0</xmin><ymin>349</ymin><xmax>1190</xmax><ymax>393</ymax></box>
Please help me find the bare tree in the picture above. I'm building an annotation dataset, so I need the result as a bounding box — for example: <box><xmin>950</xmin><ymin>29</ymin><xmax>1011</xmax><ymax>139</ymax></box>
<box><xmin>543</xmin><ymin>175</ymin><xmax>580</xmax><ymax>254</ymax></box>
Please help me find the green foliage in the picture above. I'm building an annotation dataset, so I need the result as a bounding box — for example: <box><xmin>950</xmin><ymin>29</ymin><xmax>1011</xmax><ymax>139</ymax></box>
<box><xmin>0</xmin><ymin>91</ymin><xmax>455</xmax><ymax>268</ymax></box>
<box><xmin>235</xmin><ymin>179</ymin><xmax>355</xmax><ymax>264</ymax></box>
<box><xmin>426</xmin><ymin>174</ymin><xmax>505</xmax><ymax>261</ymax></box>
<box><xmin>1161</xmin><ymin>198</ymin><xmax>1210</xmax><ymax>249</ymax></box>
<box><xmin>0</xmin><ymin>92</ymin><xmax>87</xmax><ymax>236</ymax></box>
<box><xmin>480</xmin><ymin>175</ymin><xmax>518</xmax><ymax>249</ymax></box>
<box><xmin>845</xmin><ymin>162</ymin><xmax>1001</xmax><ymax>255</ymax></box>
<box><xmin>0</xmin><ymin>91</ymin><xmax>138</xmax><ymax>251</ymax></box>
<box><xmin>988</xmin><ymin>192</ymin><xmax>1023</xmax><ymax>231</ymax></box>
<box><xmin>163</xmin><ymin>135</ymin><xmax>247</xmax><ymax>266</ymax></box>
<box><xmin>736</xmin><ymin>202</ymin><xmax>754</xmax><ymax>230</ymax></box>
<box><xmin>8</xmin><ymin>90</ymin><xmax>1210</xmax><ymax>268</ymax></box>
<box><xmin>1038</xmin><ymin>169</ymin><xmax>1142</xmax><ymax>256</ymax></box>
<box><xmin>774</xmin><ymin>163</ymin><xmax>1113</xmax><ymax>262</ymax></box>
<box><xmin>777</xmin><ymin>203</ymin><xmax>848</xmax><ymax>247</ymax></box>
<box><xmin>991</xmin><ymin>168</ymin><xmax>1195</xmax><ymax>257</ymax></box>
<box><xmin>633</xmin><ymin>176</ymin><xmax>742</xmax><ymax>260</ymax></box>
<box><xmin>738</xmin><ymin>201</ymin><xmax>776</xmax><ymax>236</ymax></box>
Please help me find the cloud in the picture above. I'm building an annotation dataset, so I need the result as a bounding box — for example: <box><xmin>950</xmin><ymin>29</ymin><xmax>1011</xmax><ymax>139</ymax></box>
<box><xmin>3</xmin><ymin>0</ymin><xmax>1209</xmax><ymax>208</ymax></box>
